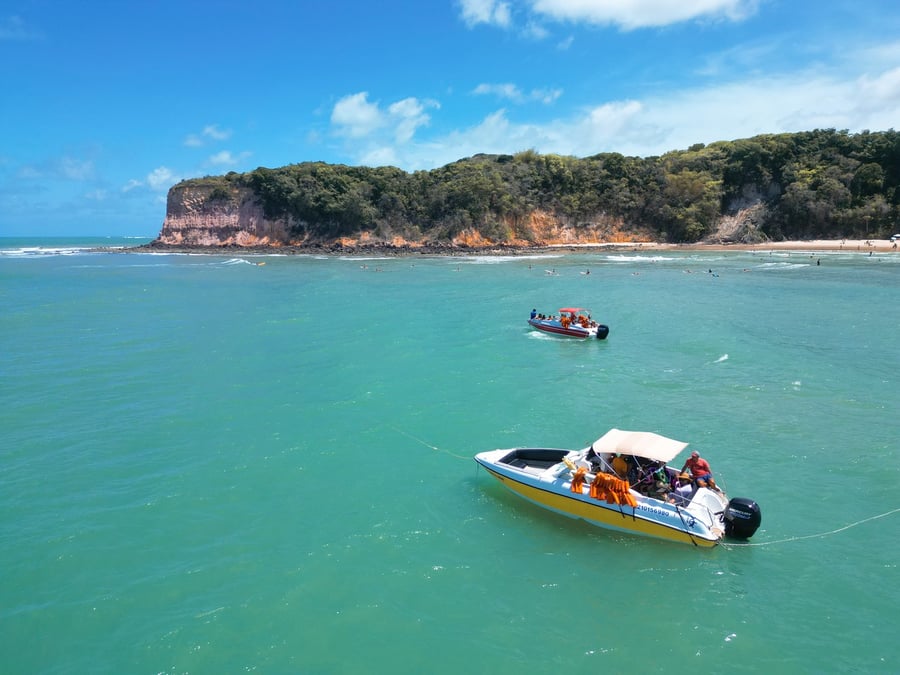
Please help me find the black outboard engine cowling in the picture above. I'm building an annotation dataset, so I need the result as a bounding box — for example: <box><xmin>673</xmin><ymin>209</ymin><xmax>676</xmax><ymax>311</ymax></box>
<box><xmin>595</xmin><ymin>325</ymin><xmax>610</xmax><ymax>340</ymax></box>
<box><xmin>724</xmin><ymin>497</ymin><xmax>761</xmax><ymax>539</ymax></box>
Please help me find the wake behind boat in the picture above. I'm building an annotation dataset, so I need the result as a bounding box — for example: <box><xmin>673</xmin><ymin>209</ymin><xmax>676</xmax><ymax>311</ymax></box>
<box><xmin>529</xmin><ymin>307</ymin><xmax>609</xmax><ymax>339</ymax></box>
<box><xmin>474</xmin><ymin>428</ymin><xmax>761</xmax><ymax>547</ymax></box>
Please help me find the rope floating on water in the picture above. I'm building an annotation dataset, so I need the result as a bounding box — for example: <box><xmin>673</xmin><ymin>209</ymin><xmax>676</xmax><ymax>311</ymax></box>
<box><xmin>389</xmin><ymin>429</ymin><xmax>899</xmax><ymax>549</ymax></box>
<box><xmin>723</xmin><ymin>507</ymin><xmax>900</xmax><ymax>547</ymax></box>
<box><xmin>390</xmin><ymin>426</ymin><xmax>470</xmax><ymax>461</ymax></box>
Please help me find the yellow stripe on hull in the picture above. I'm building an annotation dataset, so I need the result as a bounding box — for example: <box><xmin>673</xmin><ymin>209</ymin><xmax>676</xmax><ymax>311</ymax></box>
<box><xmin>484</xmin><ymin>467</ymin><xmax>719</xmax><ymax>548</ymax></box>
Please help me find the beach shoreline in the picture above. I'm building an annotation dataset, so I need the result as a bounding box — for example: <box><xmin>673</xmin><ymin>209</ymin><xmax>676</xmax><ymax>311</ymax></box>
<box><xmin>116</xmin><ymin>238</ymin><xmax>899</xmax><ymax>256</ymax></box>
<box><xmin>656</xmin><ymin>238</ymin><xmax>898</xmax><ymax>253</ymax></box>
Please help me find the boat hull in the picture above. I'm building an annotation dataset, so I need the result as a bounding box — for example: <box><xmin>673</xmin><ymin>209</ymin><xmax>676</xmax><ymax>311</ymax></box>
<box><xmin>475</xmin><ymin>449</ymin><xmax>725</xmax><ymax>547</ymax></box>
<box><xmin>528</xmin><ymin>319</ymin><xmax>609</xmax><ymax>339</ymax></box>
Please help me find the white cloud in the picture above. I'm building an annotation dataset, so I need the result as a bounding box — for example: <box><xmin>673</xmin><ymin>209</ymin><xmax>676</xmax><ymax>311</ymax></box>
<box><xmin>146</xmin><ymin>166</ymin><xmax>177</xmax><ymax>191</ymax></box>
<box><xmin>459</xmin><ymin>0</ymin><xmax>756</xmax><ymax>32</ymax></box>
<box><xmin>473</xmin><ymin>83</ymin><xmax>562</xmax><ymax>103</ymax></box>
<box><xmin>0</xmin><ymin>15</ymin><xmax>41</xmax><ymax>40</ymax></box>
<box><xmin>206</xmin><ymin>150</ymin><xmax>251</xmax><ymax>167</ymax></box>
<box><xmin>359</xmin><ymin>146</ymin><xmax>400</xmax><ymax>167</ymax></box>
<box><xmin>122</xmin><ymin>179</ymin><xmax>142</xmax><ymax>192</ymax></box>
<box><xmin>410</xmin><ymin>110</ymin><xmax>530</xmax><ymax>166</ymax></box>
<box><xmin>389</xmin><ymin>97</ymin><xmax>436</xmax><ymax>143</ymax></box>
<box><xmin>18</xmin><ymin>165</ymin><xmax>41</xmax><ymax>179</ymax></box>
<box><xmin>202</xmin><ymin>124</ymin><xmax>231</xmax><ymax>141</ymax></box>
<box><xmin>57</xmin><ymin>157</ymin><xmax>94</xmax><ymax>181</ymax></box>
<box><xmin>347</xmin><ymin>56</ymin><xmax>900</xmax><ymax>172</ymax></box>
<box><xmin>14</xmin><ymin>156</ymin><xmax>94</xmax><ymax>182</ymax></box>
<box><xmin>528</xmin><ymin>0</ymin><xmax>755</xmax><ymax>30</ymax></box>
<box><xmin>473</xmin><ymin>83</ymin><xmax>524</xmax><ymax>101</ymax></box>
<box><xmin>184</xmin><ymin>123</ymin><xmax>232</xmax><ymax>147</ymax></box>
<box><xmin>331</xmin><ymin>92</ymin><xmax>438</xmax><ymax>146</ymax></box>
<box><xmin>208</xmin><ymin>150</ymin><xmax>237</xmax><ymax>166</ymax></box>
<box><xmin>536</xmin><ymin>88</ymin><xmax>563</xmax><ymax>104</ymax></box>
<box><xmin>523</xmin><ymin>20</ymin><xmax>550</xmax><ymax>40</ymax></box>
<box><xmin>857</xmin><ymin>66</ymin><xmax>900</xmax><ymax>110</ymax></box>
<box><xmin>331</xmin><ymin>92</ymin><xmax>385</xmax><ymax>137</ymax></box>
<box><xmin>459</xmin><ymin>0</ymin><xmax>512</xmax><ymax>27</ymax></box>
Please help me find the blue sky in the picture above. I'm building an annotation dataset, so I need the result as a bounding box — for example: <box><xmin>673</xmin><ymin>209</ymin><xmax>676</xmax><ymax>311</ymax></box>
<box><xmin>2</xmin><ymin>0</ymin><xmax>899</xmax><ymax>236</ymax></box>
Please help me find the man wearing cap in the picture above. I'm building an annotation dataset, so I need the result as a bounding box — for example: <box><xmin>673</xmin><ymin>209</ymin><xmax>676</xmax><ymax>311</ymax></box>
<box><xmin>681</xmin><ymin>451</ymin><xmax>718</xmax><ymax>490</ymax></box>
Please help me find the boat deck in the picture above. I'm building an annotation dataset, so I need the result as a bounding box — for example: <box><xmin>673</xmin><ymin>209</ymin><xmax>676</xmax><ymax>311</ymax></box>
<box><xmin>504</xmin><ymin>457</ymin><xmax>558</xmax><ymax>475</ymax></box>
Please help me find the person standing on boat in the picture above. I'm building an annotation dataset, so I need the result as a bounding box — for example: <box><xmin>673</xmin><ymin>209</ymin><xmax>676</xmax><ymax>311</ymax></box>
<box><xmin>530</xmin><ymin>308</ymin><xmax>537</xmax><ymax>319</ymax></box>
<box><xmin>681</xmin><ymin>451</ymin><xmax>718</xmax><ymax>490</ymax></box>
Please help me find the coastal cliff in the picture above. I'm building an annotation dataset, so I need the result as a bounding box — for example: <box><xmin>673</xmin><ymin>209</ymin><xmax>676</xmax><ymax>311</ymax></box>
<box><xmin>157</xmin><ymin>183</ymin><xmax>299</xmax><ymax>247</ymax></box>
<box><xmin>151</xmin><ymin>130</ymin><xmax>900</xmax><ymax>250</ymax></box>
<box><xmin>155</xmin><ymin>180</ymin><xmax>654</xmax><ymax>250</ymax></box>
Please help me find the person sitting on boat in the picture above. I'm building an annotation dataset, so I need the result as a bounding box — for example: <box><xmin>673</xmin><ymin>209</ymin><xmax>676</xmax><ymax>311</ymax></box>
<box><xmin>631</xmin><ymin>462</ymin><xmax>654</xmax><ymax>494</ymax></box>
<box><xmin>681</xmin><ymin>451</ymin><xmax>718</xmax><ymax>490</ymax></box>
<box><xmin>648</xmin><ymin>468</ymin><xmax>671</xmax><ymax>501</ymax></box>
<box><xmin>670</xmin><ymin>473</ymin><xmax>694</xmax><ymax>505</ymax></box>
<box><xmin>611</xmin><ymin>453</ymin><xmax>629</xmax><ymax>479</ymax></box>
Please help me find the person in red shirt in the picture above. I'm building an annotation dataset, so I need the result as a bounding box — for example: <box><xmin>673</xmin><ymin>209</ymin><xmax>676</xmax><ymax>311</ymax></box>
<box><xmin>681</xmin><ymin>451</ymin><xmax>718</xmax><ymax>490</ymax></box>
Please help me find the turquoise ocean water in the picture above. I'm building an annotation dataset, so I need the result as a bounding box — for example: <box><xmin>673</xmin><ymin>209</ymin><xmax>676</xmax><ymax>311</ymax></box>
<box><xmin>2</xmin><ymin>237</ymin><xmax>898</xmax><ymax>673</ymax></box>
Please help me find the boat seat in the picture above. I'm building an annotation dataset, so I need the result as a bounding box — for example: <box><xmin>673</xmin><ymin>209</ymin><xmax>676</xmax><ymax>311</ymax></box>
<box><xmin>575</xmin><ymin>459</ymin><xmax>592</xmax><ymax>472</ymax></box>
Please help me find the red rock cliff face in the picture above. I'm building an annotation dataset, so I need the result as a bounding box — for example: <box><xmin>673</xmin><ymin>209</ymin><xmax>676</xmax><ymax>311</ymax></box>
<box><xmin>156</xmin><ymin>184</ymin><xmax>654</xmax><ymax>248</ymax></box>
<box><xmin>157</xmin><ymin>184</ymin><xmax>302</xmax><ymax>247</ymax></box>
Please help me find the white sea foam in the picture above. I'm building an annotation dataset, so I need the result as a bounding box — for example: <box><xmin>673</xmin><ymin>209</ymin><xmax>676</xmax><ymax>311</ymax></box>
<box><xmin>338</xmin><ymin>255</ymin><xmax>393</xmax><ymax>261</ymax></box>
<box><xmin>0</xmin><ymin>246</ymin><xmax>87</xmax><ymax>258</ymax></box>
<box><xmin>755</xmin><ymin>262</ymin><xmax>809</xmax><ymax>270</ymax></box>
<box><xmin>464</xmin><ymin>254</ymin><xmax>564</xmax><ymax>264</ymax></box>
<box><xmin>715</xmin><ymin>354</ymin><xmax>729</xmax><ymax>363</ymax></box>
<box><xmin>605</xmin><ymin>254</ymin><xmax>671</xmax><ymax>263</ymax></box>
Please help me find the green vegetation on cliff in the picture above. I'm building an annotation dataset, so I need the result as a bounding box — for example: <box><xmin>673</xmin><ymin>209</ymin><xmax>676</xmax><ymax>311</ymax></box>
<box><xmin>176</xmin><ymin>129</ymin><xmax>900</xmax><ymax>243</ymax></box>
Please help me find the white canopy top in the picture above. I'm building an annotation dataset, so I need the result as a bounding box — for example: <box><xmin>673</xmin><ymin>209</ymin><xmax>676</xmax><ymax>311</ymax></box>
<box><xmin>591</xmin><ymin>428</ymin><xmax>689</xmax><ymax>464</ymax></box>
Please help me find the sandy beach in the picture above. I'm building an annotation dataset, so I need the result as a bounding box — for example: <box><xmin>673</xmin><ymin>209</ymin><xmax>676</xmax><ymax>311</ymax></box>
<box><xmin>550</xmin><ymin>238</ymin><xmax>900</xmax><ymax>254</ymax></box>
<box><xmin>682</xmin><ymin>238</ymin><xmax>898</xmax><ymax>253</ymax></box>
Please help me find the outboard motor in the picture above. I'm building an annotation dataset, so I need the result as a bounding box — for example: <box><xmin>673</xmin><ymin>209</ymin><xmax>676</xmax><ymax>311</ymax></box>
<box><xmin>724</xmin><ymin>497</ymin><xmax>762</xmax><ymax>539</ymax></box>
<box><xmin>595</xmin><ymin>325</ymin><xmax>610</xmax><ymax>340</ymax></box>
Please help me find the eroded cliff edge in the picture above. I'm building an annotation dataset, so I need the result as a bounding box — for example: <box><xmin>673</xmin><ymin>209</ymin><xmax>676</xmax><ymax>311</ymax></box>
<box><xmin>156</xmin><ymin>183</ymin><xmax>297</xmax><ymax>247</ymax></box>
<box><xmin>153</xmin><ymin>181</ymin><xmax>658</xmax><ymax>251</ymax></box>
<box><xmin>151</xmin><ymin>129</ymin><xmax>900</xmax><ymax>252</ymax></box>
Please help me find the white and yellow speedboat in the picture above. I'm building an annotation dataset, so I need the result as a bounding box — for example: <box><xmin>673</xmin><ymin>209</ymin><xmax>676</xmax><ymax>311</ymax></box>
<box><xmin>474</xmin><ymin>428</ymin><xmax>760</xmax><ymax>547</ymax></box>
